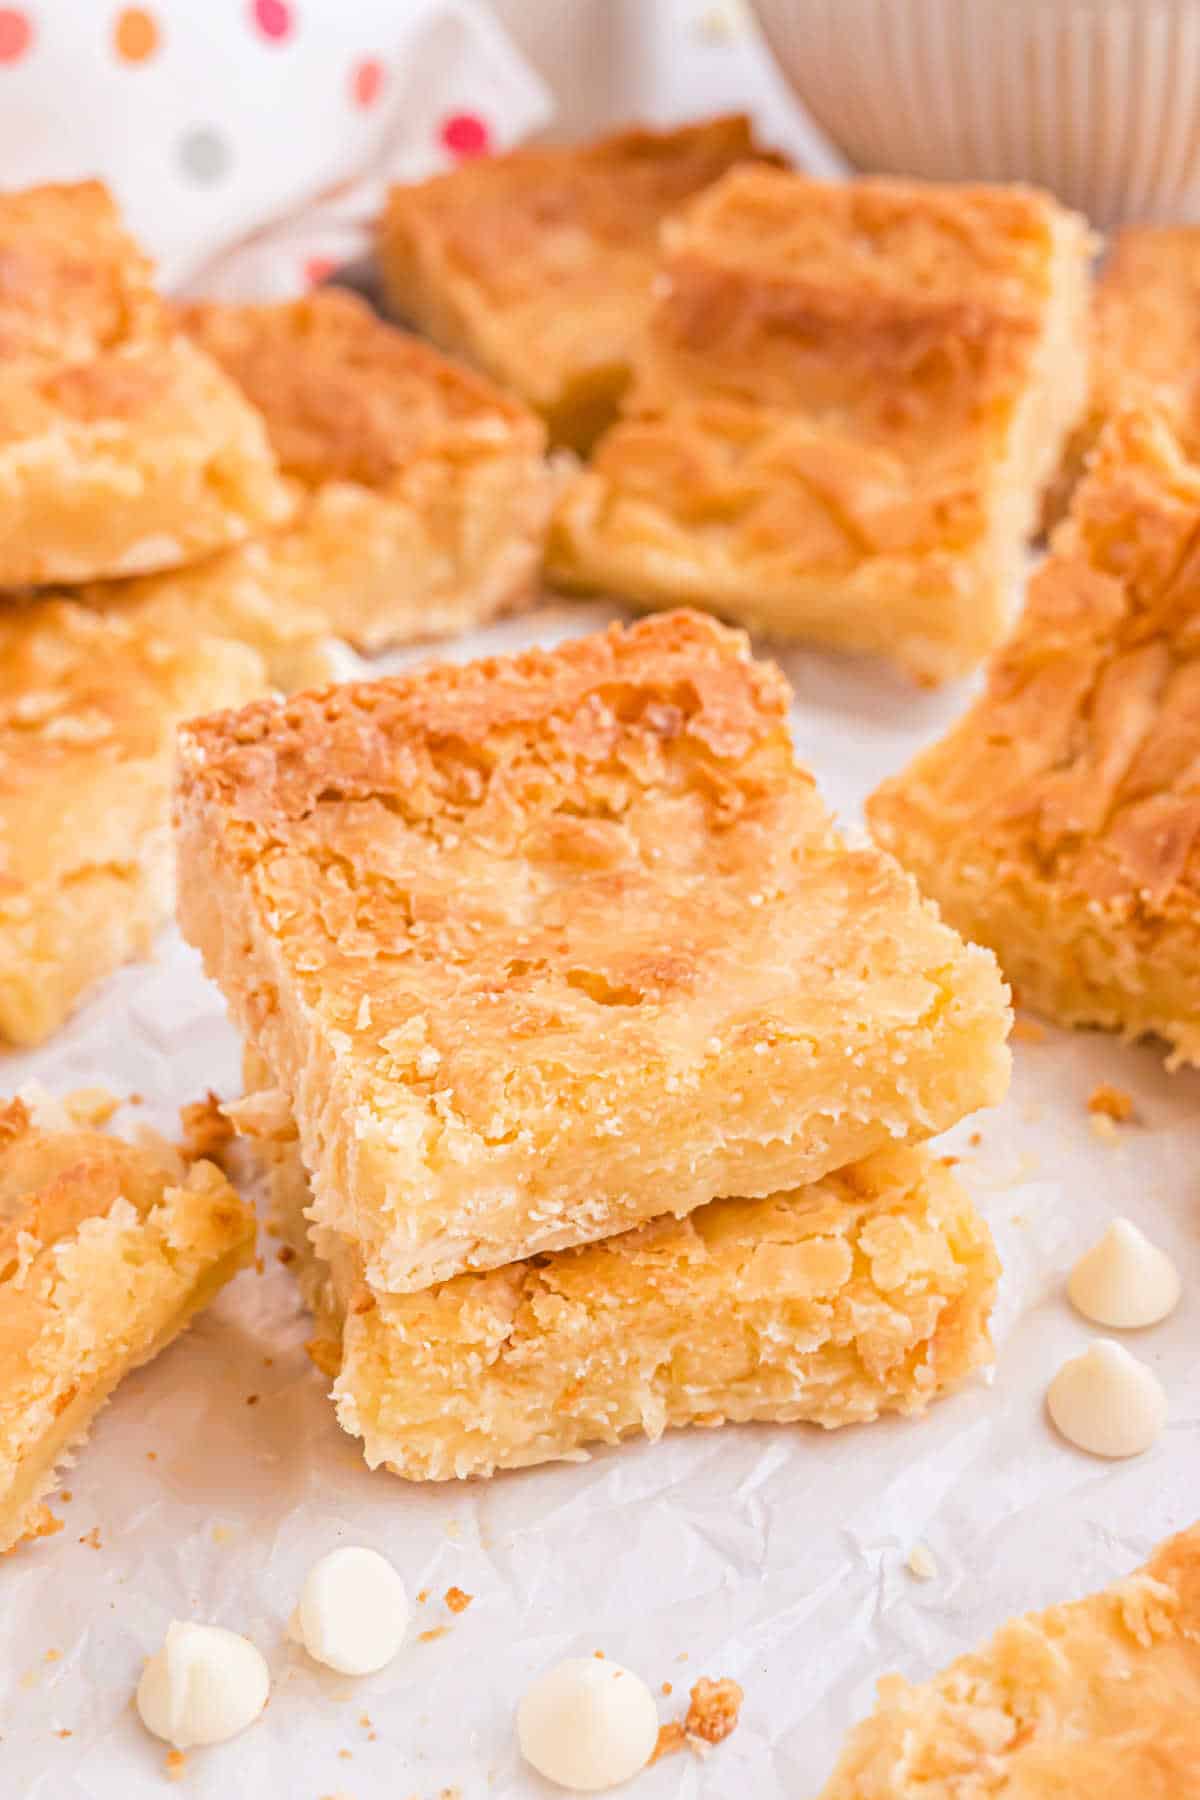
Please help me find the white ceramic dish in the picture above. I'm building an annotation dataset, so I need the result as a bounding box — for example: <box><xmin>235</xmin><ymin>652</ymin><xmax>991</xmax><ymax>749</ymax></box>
<box><xmin>750</xmin><ymin>0</ymin><xmax>1200</xmax><ymax>224</ymax></box>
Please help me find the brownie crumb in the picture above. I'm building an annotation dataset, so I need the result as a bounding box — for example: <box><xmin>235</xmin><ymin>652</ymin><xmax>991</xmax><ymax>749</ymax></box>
<box><xmin>685</xmin><ymin>1676</ymin><xmax>743</xmax><ymax>1745</ymax></box>
<box><xmin>179</xmin><ymin>1091</ymin><xmax>234</xmax><ymax>1161</ymax></box>
<box><xmin>652</xmin><ymin>1676</ymin><xmax>744</xmax><ymax>1763</ymax></box>
<box><xmin>1087</xmin><ymin>1083</ymin><xmax>1135</xmax><ymax>1124</ymax></box>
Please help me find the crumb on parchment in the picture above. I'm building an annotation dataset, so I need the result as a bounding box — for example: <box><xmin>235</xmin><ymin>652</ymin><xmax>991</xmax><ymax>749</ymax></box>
<box><xmin>1088</xmin><ymin>1083</ymin><xmax>1136</xmax><ymax>1123</ymax></box>
<box><xmin>444</xmin><ymin>1586</ymin><xmax>472</xmax><ymax>1615</ymax></box>
<box><xmin>652</xmin><ymin>1676</ymin><xmax>744</xmax><ymax>1762</ymax></box>
<box><xmin>179</xmin><ymin>1091</ymin><xmax>235</xmax><ymax>1161</ymax></box>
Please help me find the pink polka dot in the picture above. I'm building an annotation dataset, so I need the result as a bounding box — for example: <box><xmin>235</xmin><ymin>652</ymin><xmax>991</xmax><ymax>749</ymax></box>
<box><xmin>251</xmin><ymin>0</ymin><xmax>292</xmax><ymax>42</ymax></box>
<box><xmin>440</xmin><ymin>111</ymin><xmax>490</xmax><ymax>160</ymax></box>
<box><xmin>0</xmin><ymin>8</ymin><xmax>32</xmax><ymax>62</ymax></box>
<box><xmin>351</xmin><ymin>57</ymin><xmax>383</xmax><ymax>109</ymax></box>
<box><xmin>305</xmin><ymin>255</ymin><xmax>334</xmax><ymax>287</ymax></box>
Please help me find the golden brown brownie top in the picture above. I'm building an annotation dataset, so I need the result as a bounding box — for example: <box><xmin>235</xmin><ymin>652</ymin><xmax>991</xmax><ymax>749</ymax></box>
<box><xmin>1090</xmin><ymin>226</ymin><xmax>1200</xmax><ymax>448</ymax></box>
<box><xmin>871</xmin><ymin>409</ymin><xmax>1200</xmax><ymax>911</ymax></box>
<box><xmin>181</xmin><ymin>611</ymin><xmax>992</xmax><ymax>1118</ymax></box>
<box><xmin>381</xmin><ymin>115</ymin><xmax>772</xmax><ymax>310</ymax></box>
<box><xmin>0</xmin><ymin>180</ymin><xmax>159</xmax><ymax>371</ymax></box>
<box><xmin>181</xmin><ymin>608</ymin><xmax>791</xmax><ymax>787</ymax></box>
<box><xmin>177</xmin><ymin>288</ymin><xmax>543</xmax><ymax>490</ymax></box>
<box><xmin>630</xmin><ymin>168</ymin><xmax>1076</xmax><ymax>432</ymax></box>
<box><xmin>670</xmin><ymin>167</ymin><xmax>1075</xmax><ymax>322</ymax></box>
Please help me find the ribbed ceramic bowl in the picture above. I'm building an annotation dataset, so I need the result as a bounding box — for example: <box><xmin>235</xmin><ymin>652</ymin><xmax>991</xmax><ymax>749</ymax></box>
<box><xmin>749</xmin><ymin>0</ymin><xmax>1200</xmax><ymax>224</ymax></box>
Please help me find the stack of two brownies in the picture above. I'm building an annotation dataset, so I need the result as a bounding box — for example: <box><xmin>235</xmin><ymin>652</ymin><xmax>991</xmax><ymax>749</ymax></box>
<box><xmin>176</xmin><ymin>611</ymin><xmax>1011</xmax><ymax>1482</ymax></box>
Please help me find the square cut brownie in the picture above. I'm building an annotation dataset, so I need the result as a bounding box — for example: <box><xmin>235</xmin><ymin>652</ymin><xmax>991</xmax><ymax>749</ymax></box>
<box><xmin>260</xmin><ymin>1127</ymin><xmax>997</xmax><ymax>1480</ymax></box>
<box><xmin>819</xmin><ymin>1524</ymin><xmax>1200</xmax><ymax>1797</ymax></box>
<box><xmin>0</xmin><ymin>1093</ymin><xmax>255</xmax><ymax>1552</ymax></box>
<box><xmin>547</xmin><ymin>167</ymin><xmax>1092</xmax><ymax>684</ymax></box>
<box><xmin>870</xmin><ymin>408</ymin><xmax>1200</xmax><ymax>1066</ymax></box>
<box><xmin>0</xmin><ymin>182</ymin><xmax>290</xmax><ymax>586</ymax></box>
<box><xmin>176</xmin><ymin>290</ymin><xmax>552</xmax><ymax>654</ymax></box>
<box><xmin>0</xmin><ymin>597</ymin><xmax>264</xmax><ymax>1045</ymax></box>
<box><xmin>377</xmin><ymin>115</ymin><xmax>778</xmax><ymax>452</ymax></box>
<box><xmin>1047</xmin><ymin>225</ymin><xmax>1200</xmax><ymax>526</ymax></box>
<box><xmin>176</xmin><ymin>611</ymin><xmax>1011</xmax><ymax>1293</ymax></box>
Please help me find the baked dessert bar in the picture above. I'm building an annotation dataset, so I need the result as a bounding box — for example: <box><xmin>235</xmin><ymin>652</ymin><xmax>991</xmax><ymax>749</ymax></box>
<box><xmin>818</xmin><ymin>1522</ymin><xmax>1200</xmax><ymax>1797</ymax></box>
<box><xmin>70</xmin><ymin>541</ymin><xmax>337</xmax><ymax>695</ymax></box>
<box><xmin>377</xmin><ymin>115</ymin><xmax>777</xmax><ymax>452</ymax></box>
<box><xmin>870</xmin><ymin>408</ymin><xmax>1200</xmax><ymax>1065</ymax></box>
<box><xmin>0</xmin><ymin>1094</ymin><xmax>255</xmax><ymax>1553</ymax></box>
<box><xmin>0</xmin><ymin>597</ymin><xmax>264</xmax><ymax>1045</ymax></box>
<box><xmin>262</xmin><ymin>1130</ymin><xmax>998</xmax><ymax>1480</ymax></box>
<box><xmin>547</xmin><ymin>168</ymin><xmax>1092</xmax><ymax>683</ymax></box>
<box><xmin>0</xmin><ymin>182</ymin><xmax>290</xmax><ymax>586</ymax></box>
<box><xmin>177</xmin><ymin>290</ymin><xmax>552</xmax><ymax>654</ymax></box>
<box><xmin>176</xmin><ymin>611</ymin><xmax>1011</xmax><ymax>1294</ymax></box>
<box><xmin>1048</xmin><ymin>224</ymin><xmax>1200</xmax><ymax>526</ymax></box>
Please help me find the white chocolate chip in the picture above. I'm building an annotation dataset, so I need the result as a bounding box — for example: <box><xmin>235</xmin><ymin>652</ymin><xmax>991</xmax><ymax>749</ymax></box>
<box><xmin>289</xmin><ymin>1546</ymin><xmax>409</xmax><ymax>1676</ymax></box>
<box><xmin>517</xmin><ymin>1657</ymin><xmax>659</xmax><ymax>1792</ymax></box>
<box><xmin>136</xmin><ymin>1621</ymin><xmax>269</xmax><ymax>1750</ymax></box>
<box><xmin>1067</xmin><ymin>1218</ymin><xmax>1181</xmax><ymax>1329</ymax></box>
<box><xmin>1047</xmin><ymin>1339</ymin><xmax>1167</xmax><ymax>1458</ymax></box>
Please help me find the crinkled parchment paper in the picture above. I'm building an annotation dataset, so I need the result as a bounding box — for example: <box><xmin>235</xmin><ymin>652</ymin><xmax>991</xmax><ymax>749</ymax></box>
<box><xmin>2</xmin><ymin>600</ymin><xmax>1198</xmax><ymax>1799</ymax></box>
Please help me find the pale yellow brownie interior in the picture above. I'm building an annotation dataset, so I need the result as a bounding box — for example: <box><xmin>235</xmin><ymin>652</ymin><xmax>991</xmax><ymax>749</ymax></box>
<box><xmin>0</xmin><ymin>1096</ymin><xmax>255</xmax><ymax>1553</ymax></box>
<box><xmin>547</xmin><ymin>167</ymin><xmax>1091</xmax><ymax>683</ymax></box>
<box><xmin>377</xmin><ymin>115</ymin><xmax>778</xmax><ymax>451</ymax></box>
<box><xmin>0</xmin><ymin>597</ymin><xmax>265</xmax><ymax>1045</ymax></box>
<box><xmin>819</xmin><ymin>1524</ymin><xmax>1200</xmax><ymax>1798</ymax></box>
<box><xmin>177</xmin><ymin>611</ymin><xmax>1010</xmax><ymax>1295</ymax></box>
<box><xmin>870</xmin><ymin>408</ymin><xmax>1200</xmax><ymax>1065</ymax></box>
<box><xmin>262</xmin><ymin>1130</ymin><xmax>997</xmax><ymax>1482</ymax></box>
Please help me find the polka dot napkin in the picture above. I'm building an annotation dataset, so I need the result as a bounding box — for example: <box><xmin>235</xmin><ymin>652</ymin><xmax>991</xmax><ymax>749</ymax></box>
<box><xmin>0</xmin><ymin>0</ymin><xmax>549</xmax><ymax>294</ymax></box>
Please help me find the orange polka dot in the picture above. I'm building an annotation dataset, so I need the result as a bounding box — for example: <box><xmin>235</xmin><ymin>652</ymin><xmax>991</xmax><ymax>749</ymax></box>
<box><xmin>352</xmin><ymin>57</ymin><xmax>383</xmax><ymax>109</ymax></box>
<box><xmin>114</xmin><ymin>7</ymin><xmax>160</xmax><ymax>62</ymax></box>
<box><xmin>0</xmin><ymin>8</ymin><xmax>32</xmax><ymax>62</ymax></box>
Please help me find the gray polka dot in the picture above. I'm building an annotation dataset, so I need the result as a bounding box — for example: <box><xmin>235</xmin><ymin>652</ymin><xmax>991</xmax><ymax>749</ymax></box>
<box><xmin>177</xmin><ymin>126</ymin><xmax>232</xmax><ymax>185</ymax></box>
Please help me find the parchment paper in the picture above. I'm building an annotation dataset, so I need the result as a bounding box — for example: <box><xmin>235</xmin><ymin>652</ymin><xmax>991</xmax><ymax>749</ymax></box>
<box><xmin>2</xmin><ymin>599</ymin><xmax>1197</xmax><ymax>1799</ymax></box>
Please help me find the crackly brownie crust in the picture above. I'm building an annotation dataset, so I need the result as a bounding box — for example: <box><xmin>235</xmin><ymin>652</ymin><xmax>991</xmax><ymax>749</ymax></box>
<box><xmin>547</xmin><ymin>167</ymin><xmax>1091</xmax><ymax>683</ymax></box>
<box><xmin>819</xmin><ymin>1524</ymin><xmax>1200</xmax><ymax>1797</ymax></box>
<box><xmin>263</xmin><ymin>1130</ymin><xmax>997</xmax><ymax>1480</ymax></box>
<box><xmin>378</xmin><ymin>115</ymin><xmax>778</xmax><ymax>451</ymax></box>
<box><xmin>0</xmin><ymin>597</ymin><xmax>264</xmax><ymax>1044</ymax></box>
<box><xmin>173</xmin><ymin>290</ymin><xmax>552</xmax><ymax>652</ymax></box>
<box><xmin>177</xmin><ymin>610</ymin><xmax>1010</xmax><ymax>1293</ymax></box>
<box><xmin>1048</xmin><ymin>225</ymin><xmax>1200</xmax><ymax>525</ymax></box>
<box><xmin>0</xmin><ymin>182</ymin><xmax>290</xmax><ymax>586</ymax></box>
<box><xmin>0</xmin><ymin>1095</ymin><xmax>255</xmax><ymax>1552</ymax></box>
<box><xmin>870</xmin><ymin>408</ymin><xmax>1200</xmax><ymax>1065</ymax></box>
